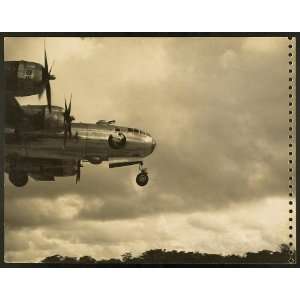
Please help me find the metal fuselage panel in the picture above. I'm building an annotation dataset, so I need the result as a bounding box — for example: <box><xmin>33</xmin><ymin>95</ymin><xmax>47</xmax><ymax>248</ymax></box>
<box><xmin>5</xmin><ymin>61</ymin><xmax>44</xmax><ymax>96</ymax></box>
<box><xmin>5</xmin><ymin>123</ymin><xmax>154</xmax><ymax>162</ymax></box>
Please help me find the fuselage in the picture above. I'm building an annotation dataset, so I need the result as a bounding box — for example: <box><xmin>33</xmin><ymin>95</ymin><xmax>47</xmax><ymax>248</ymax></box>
<box><xmin>5</xmin><ymin>122</ymin><xmax>156</xmax><ymax>163</ymax></box>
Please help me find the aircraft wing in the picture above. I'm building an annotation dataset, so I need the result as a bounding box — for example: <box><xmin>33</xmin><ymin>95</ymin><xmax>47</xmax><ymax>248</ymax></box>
<box><xmin>5</xmin><ymin>156</ymin><xmax>78</xmax><ymax>185</ymax></box>
<box><xmin>5</xmin><ymin>94</ymin><xmax>24</xmax><ymax>128</ymax></box>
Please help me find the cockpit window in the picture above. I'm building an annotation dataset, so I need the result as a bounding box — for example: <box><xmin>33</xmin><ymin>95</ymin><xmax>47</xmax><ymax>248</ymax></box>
<box><xmin>128</xmin><ymin>128</ymin><xmax>134</xmax><ymax>133</ymax></box>
<box><xmin>133</xmin><ymin>129</ymin><xmax>139</xmax><ymax>134</ymax></box>
<box><xmin>115</xmin><ymin>128</ymin><xmax>120</xmax><ymax>132</ymax></box>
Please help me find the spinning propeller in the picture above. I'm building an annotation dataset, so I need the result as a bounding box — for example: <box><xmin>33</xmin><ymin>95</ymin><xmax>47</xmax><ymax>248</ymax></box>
<box><xmin>63</xmin><ymin>94</ymin><xmax>75</xmax><ymax>147</ymax></box>
<box><xmin>39</xmin><ymin>43</ymin><xmax>56</xmax><ymax>112</ymax></box>
<box><xmin>76</xmin><ymin>160</ymin><xmax>83</xmax><ymax>184</ymax></box>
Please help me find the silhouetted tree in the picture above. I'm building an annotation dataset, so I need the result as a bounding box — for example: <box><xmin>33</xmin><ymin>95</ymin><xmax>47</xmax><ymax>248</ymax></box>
<box><xmin>280</xmin><ymin>243</ymin><xmax>290</xmax><ymax>254</ymax></box>
<box><xmin>61</xmin><ymin>256</ymin><xmax>78</xmax><ymax>263</ymax></box>
<box><xmin>41</xmin><ymin>254</ymin><xmax>64</xmax><ymax>263</ymax></box>
<box><xmin>41</xmin><ymin>245</ymin><xmax>295</xmax><ymax>264</ymax></box>
<box><xmin>121</xmin><ymin>252</ymin><xmax>133</xmax><ymax>263</ymax></box>
<box><xmin>78</xmin><ymin>256</ymin><xmax>97</xmax><ymax>264</ymax></box>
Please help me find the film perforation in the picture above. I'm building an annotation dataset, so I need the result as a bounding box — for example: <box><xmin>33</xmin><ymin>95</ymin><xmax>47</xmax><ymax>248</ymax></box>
<box><xmin>287</xmin><ymin>36</ymin><xmax>295</xmax><ymax>264</ymax></box>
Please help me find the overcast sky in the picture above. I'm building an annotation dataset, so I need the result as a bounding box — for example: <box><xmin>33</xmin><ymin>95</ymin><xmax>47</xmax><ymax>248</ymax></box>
<box><xmin>4</xmin><ymin>37</ymin><xmax>293</xmax><ymax>262</ymax></box>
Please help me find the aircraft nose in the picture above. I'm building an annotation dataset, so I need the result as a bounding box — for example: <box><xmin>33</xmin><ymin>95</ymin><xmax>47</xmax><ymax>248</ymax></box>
<box><xmin>151</xmin><ymin>138</ymin><xmax>156</xmax><ymax>153</ymax></box>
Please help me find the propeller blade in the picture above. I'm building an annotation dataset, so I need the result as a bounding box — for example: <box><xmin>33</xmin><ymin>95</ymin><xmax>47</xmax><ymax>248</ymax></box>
<box><xmin>63</xmin><ymin>127</ymin><xmax>67</xmax><ymax>148</ymax></box>
<box><xmin>44</xmin><ymin>42</ymin><xmax>49</xmax><ymax>75</ymax></box>
<box><xmin>64</xmin><ymin>97</ymin><xmax>67</xmax><ymax>116</ymax></box>
<box><xmin>68</xmin><ymin>97</ymin><xmax>72</xmax><ymax>116</ymax></box>
<box><xmin>38</xmin><ymin>89</ymin><xmax>44</xmax><ymax>100</ymax></box>
<box><xmin>63</xmin><ymin>94</ymin><xmax>74</xmax><ymax>146</ymax></box>
<box><xmin>45</xmin><ymin>81</ymin><xmax>51</xmax><ymax>112</ymax></box>
<box><xmin>69</xmin><ymin>94</ymin><xmax>72</xmax><ymax>112</ymax></box>
<box><xmin>49</xmin><ymin>60</ymin><xmax>55</xmax><ymax>75</ymax></box>
<box><xmin>76</xmin><ymin>160</ymin><xmax>81</xmax><ymax>184</ymax></box>
<box><xmin>43</xmin><ymin>43</ymin><xmax>55</xmax><ymax>111</ymax></box>
<box><xmin>68</xmin><ymin>124</ymin><xmax>72</xmax><ymax>138</ymax></box>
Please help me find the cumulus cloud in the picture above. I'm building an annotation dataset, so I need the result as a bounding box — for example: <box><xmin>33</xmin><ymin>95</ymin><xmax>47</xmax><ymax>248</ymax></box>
<box><xmin>4</xmin><ymin>37</ymin><xmax>292</xmax><ymax>262</ymax></box>
<box><xmin>5</xmin><ymin>196</ymin><xmax>290</xmax><ymax>262</ymax></box>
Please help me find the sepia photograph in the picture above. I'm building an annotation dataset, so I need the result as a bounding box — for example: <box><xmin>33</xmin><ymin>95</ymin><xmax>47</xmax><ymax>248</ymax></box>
<box><xmin>3</xmin><ymin>36</ymin><xmax>296</xmax><ymax>264</ymax></box>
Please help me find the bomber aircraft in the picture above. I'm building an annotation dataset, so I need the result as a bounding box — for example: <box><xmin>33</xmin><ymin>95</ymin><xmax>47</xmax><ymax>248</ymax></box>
<box><xmin>4</xmin><ymin>49</ymin><xmax>156</xmax><ymax>187</ymax></box>
<box><xmin>5</xmin><ymin>95</ymin><xmax>156</xmax><ymax>187</ymax></box>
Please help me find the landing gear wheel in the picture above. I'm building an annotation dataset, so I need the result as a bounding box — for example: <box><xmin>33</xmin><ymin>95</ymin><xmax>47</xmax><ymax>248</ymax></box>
<box><xmin>136</xmin><ymin>172</ymin><xmax>149</xmax><ymax>186</ymax></box>
<box><xmin>88</xmin><ymin>158</ymin><xmax>102</xmax><ymax>165</ymax></box>
<box><xmin>9</xmin><ymin>171</ymin><xmax>28</xmax><ymax>187</ymax></box>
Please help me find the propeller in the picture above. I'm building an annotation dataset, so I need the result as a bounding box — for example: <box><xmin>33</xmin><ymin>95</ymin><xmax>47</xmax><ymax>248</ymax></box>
<box><xmin>76</xmin><ymin>160</ymin><xmax>83</xmax><ymax>184</ymax></box>
<box><xmin>40</xmin><ymin>43</ymin><xmax>56</xmax><ymax>112</ymax></box>
<box><xmin>63</xmin><ymin>94</ymin><xmax>75</xmax><ymax>147</ymax></box>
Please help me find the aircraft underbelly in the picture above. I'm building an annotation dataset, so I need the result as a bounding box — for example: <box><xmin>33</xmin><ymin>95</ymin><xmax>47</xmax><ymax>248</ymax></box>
<box><xmin>6</xmin><ymin>138</ymin><xmax>85</xmax><ymax>160</ymax></box>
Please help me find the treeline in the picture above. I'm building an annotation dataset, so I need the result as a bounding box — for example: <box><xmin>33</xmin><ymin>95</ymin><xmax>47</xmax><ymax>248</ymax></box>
<box><xmin>41</xmin><ymin>244</ymin><xmax>294</xmax><ymax>264</ymax></box>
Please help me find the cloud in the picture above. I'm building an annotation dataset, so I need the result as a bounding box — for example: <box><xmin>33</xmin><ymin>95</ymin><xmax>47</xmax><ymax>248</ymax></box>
<box><xmin>242</xmin><ymin>37</ymin><xmax>286</xmax><ymax>53</ymax></box>
<box><xmin>5</xmin><ymin>197</ymin><xmax>291</xmax><ymax>262</ymax></box>
<box><xmin>4</xmin><ymin>37</ymin><xmax>291</xmax><ymax>261</ymax></box>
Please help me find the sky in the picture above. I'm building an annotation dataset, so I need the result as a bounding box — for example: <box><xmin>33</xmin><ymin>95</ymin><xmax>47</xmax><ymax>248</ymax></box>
<box><xmin>4</xmin><ymin>37</ymin><xmax>294</xmax><ymax>262</ymax></box>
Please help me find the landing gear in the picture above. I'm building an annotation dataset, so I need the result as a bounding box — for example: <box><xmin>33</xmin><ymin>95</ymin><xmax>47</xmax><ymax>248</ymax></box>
<box><xmin>87</xmin><ymin>157</ymin><xmax>102</xmax><ymax>165</ymax></box>
<box><xmin>136</xmin><ymin>163</ymin><xmax>149</xmax><ymax>186</ymax></box>
<box><xmin>9</xmin><ymin>171</ymin><xmax>28</xmax><ymax>187</ymax></box>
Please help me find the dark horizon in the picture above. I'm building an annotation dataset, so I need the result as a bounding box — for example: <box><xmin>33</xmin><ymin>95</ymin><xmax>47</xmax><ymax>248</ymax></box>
<box><xmin>41</xmin><ymin>244</ymin><xmax>294</xmax><ymax>264</ymax></box>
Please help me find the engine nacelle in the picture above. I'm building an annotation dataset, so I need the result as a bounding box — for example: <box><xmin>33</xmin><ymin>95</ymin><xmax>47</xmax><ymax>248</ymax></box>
<box><xmin>44</xmin><ymin>107</ymin><xmax>65</xmax><ymax>131</ymax></box>
<box><xmin>21</xmin><ymin>105</ymin><xmax>65</xmax><ymax>132</ymax></box>
<box><xmin>5</xmin><ymin>61</ymin><xmax>44</xmax><ymax>96</ymax></box>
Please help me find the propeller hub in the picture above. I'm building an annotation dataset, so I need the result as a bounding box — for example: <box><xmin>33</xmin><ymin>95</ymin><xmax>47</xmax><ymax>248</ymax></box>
<box><xmin>49</xmin><ymin>74</ymin><xmax>56</xmax><ymax>80</ymax></box>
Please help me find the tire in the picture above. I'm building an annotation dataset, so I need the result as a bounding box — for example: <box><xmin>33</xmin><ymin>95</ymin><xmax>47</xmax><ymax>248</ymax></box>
<box><xmin>88</xmin><ymin>157</ymin><xmax>102</xmax><ymax>165</ymax></box>
<box><xmin>9</xmin><ymin>171</ymin><xmax>28</xmax><ymax>187</ymax></box>
<box><xmin>136</xmin><ymin>172</ymin><xmax>149</xmax><ymax>186</ymax></box>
